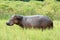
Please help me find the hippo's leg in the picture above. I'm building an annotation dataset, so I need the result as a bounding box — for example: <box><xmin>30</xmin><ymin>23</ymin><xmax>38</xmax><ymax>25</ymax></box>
<box><xmin>41</xmin><ymin>26</ymin><xmax>47</xmax><ymax>31</ymax></box>
<box><xmin>48</xmin><ymin>26</ymin><xmax>53</xmax><ymax>29</ymax></box>
<box><xmin>48</xmin><ymin>23</ymin><xmax>53</xmax><ymax>29</ymax></box>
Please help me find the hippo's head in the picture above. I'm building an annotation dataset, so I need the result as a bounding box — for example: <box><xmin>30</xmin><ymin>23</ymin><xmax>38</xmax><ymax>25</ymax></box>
<box><xmin>6</xmin><ymin>15</ymin><xmax>23</xmax><ymax>26</ymax></box>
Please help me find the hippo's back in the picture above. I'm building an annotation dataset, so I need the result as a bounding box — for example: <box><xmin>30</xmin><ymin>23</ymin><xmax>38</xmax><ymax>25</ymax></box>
<box><xmin>22</xmin><ymin>15</ymin><xmax>53</xmax><ymax>29</ymax></box>
<box><xmin>24</xmin><ymin>15</ymin><xmax>51</xmax><ymax>22</ymax></box>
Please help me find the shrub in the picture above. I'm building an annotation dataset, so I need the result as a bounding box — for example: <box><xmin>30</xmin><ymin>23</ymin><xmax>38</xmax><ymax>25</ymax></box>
<box><xmin>0</xmin><ymin>1</ymin><xmax>60</xmax><ymax>20</ymax></box>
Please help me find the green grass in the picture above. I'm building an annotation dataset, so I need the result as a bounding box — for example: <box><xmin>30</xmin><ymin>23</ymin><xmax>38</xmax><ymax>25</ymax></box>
<box><xmin>0</xmin><ymin>20</ymin><xmax>60</xmax><ymax>40</ymax></box>
<box><xmin>0</xmin><ymin>1</ymin><xmax>60</xmax><ymax>40</ymax></box>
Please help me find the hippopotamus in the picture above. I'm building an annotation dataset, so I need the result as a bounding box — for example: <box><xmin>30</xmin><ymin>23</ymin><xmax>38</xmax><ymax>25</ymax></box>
<box><xmin>6</xmin><ymin>15</ymin><xmax>53</xmax><ymax>30</ymax></box>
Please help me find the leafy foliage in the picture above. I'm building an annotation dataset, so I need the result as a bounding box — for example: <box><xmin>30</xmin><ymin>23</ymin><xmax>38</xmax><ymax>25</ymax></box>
<box><xmin>0</xmin><ymin>1</ymin><xmax>60</xmax><ymax>20</ymax></box>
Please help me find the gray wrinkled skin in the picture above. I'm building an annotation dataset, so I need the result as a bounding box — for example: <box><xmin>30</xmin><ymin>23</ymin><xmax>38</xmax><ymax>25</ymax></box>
<box><xmin>21</xmin><ymin>15</ymin><xmax>53</xmax><ymax>29</ymax></box>
<box><xmin>6</xmin><ymin>15</ymin><xmax>53</xmax><ymax>30</ymax></box>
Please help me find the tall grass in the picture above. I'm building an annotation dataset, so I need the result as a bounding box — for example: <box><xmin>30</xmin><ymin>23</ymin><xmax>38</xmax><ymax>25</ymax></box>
<box><xmin>0</xmin><ymin>1</ymin><xmax>60</xmax><ymax>40</ymax></box>
<box><xmin>0</xmin><ymin>20</ymin><xmax>60</xmax><ymax>40</ymax></box>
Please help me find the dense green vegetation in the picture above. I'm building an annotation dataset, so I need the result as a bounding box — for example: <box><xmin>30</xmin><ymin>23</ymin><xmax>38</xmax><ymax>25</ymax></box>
<box><xmin>0</xmin><ymin>0</ymin><xmax>44</xmax><ymax>1</ymax></box>
<box><xmin>0</xmin><ymin>0</ymin><xmax>60</xmax><ymax>20</ymax></box>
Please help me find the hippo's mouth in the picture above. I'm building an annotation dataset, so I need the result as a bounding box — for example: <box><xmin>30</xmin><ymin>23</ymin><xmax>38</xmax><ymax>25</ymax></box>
<box><xmin>6</xmin><ymin>22</ymin><xmax>14</xmax><ymax>26</ymax></box>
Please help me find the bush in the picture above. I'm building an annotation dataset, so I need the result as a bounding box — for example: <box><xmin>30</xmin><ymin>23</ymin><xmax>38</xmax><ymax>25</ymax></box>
<box><xmin>0</xmin><ymin>1</ymin><xmax>60</xmax><ymax>20</ymax></box>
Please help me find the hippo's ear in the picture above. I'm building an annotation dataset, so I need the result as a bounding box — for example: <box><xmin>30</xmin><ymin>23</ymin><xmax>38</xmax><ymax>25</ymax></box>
<box><xmin>17</xmin><ymin>16</ymin><xmax>23</xmax><ymax>20</ymax></box>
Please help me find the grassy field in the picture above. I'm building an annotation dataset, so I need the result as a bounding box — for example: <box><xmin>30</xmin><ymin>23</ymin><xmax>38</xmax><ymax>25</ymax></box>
<box><xmin>0</xmin><ymin>20</ymin><xmax>60</xmax><ymax>40</ymax></box>
<box><xmin>0</xmin><ymin>1</ymin><xmax>60</xmax><ymax>40</ymax></box>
